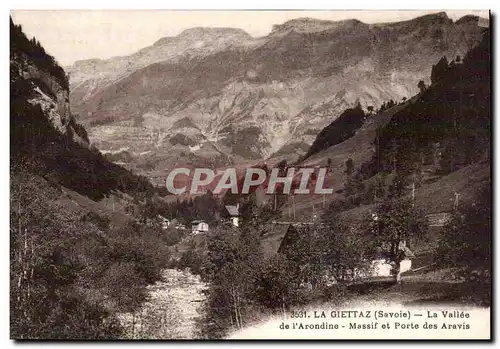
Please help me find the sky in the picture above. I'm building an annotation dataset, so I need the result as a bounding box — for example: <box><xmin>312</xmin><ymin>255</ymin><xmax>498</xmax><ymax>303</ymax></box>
<box><xmin>10</xmin><ymin>10</ymin><xmax>489</xmax><ymax>66</ymax></box>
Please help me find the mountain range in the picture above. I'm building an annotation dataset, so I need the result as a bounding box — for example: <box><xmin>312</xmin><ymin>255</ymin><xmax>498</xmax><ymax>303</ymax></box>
<box><xmin>67</xmin><ymin>12</ymin><xmax>488</xmax><ymax>183</ymax></box>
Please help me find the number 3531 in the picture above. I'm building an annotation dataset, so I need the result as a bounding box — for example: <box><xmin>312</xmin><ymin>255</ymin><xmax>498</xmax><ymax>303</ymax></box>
<box><xmin>290</xmin><ymin>310</ymin><xmax>308</xmax><ymax>318</ymax></box>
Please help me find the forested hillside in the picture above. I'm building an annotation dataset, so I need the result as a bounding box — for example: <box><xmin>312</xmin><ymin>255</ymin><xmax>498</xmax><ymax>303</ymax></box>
<box><xmin>11</xmin><ymin>18</ymin><xmax>155</xmax><ymax>201</ymax></box>
<box><xmin>10</xmin><ymin>18</ymin><xmax>172</xmax><ymax>339</ymax></box>
<box><xmin>365</xmin><ymin>28</ymin><xmax>490</xmax><ymax>181</ymax></box>
<box><xmin>303</xmin><ymin>104</ymin><xmax>366</xmax><ymax>160</ymax></box>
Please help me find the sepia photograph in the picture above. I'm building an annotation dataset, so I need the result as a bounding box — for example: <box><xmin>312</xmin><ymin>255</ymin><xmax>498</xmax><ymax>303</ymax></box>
<box><xmin>9</xmin><ymin>9</ymin><xmax>491</xmax><ymax>340</ymax></box>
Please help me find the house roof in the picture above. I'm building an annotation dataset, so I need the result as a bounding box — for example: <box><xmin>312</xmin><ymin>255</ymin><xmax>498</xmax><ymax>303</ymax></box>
<box><xmin>259</xmin><ymin>224</ymin><xmax>294</xmax><ymax>260</ymax></box>
<box><xmin>225</xmin><ymin>205</ymin><xmax>239</xmax><ymax>216</ymax></box>
<box><xmin>401</xmin><ymin>246</ymin><xmax>416</xmax><ymax>259</ymax></box>
<box><xmin>191</xmin><ymin>220</ymin><xmax>206</xmax><ymax>224</ymax></box>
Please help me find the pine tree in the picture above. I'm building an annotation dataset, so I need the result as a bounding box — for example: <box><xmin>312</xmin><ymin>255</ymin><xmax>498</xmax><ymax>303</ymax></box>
<box><xmin>431</xmin><ymin>56</ymin><xmax>449</xmax><ymax>84</ymax></box>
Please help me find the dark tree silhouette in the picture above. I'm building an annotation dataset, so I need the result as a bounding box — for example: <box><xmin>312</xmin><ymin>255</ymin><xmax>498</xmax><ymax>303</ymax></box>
<box><xmin>304</xmin><ymin>104</ymin><xmax>366</xmax><ymax>160</ymax></box>
<box><xmin>431</xmin><ymin>56</ymin><xmax>449</xmax><ymax>84</ymax></box>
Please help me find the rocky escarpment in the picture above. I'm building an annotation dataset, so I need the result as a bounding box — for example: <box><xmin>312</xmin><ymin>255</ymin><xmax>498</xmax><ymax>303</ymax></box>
<box><xmin>10</xmin><ymin>17</ymin><xmax>91</xmax><ymax>147</ymax></box>
<box><xmin>11</xmin><ymin>51</ymin><xmax>89</xmax><ymax>148</ymax></box>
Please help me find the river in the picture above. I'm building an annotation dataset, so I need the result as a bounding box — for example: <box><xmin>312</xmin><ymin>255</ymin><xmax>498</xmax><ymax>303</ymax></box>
<box><xmin>118</xmin><ymin>268</ymin><xmax>208</xmax><ymax>339</ymax></box>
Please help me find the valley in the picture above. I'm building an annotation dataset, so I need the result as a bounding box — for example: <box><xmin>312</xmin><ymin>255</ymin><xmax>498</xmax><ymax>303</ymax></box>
<box><xmin>9</xmin><ymin>11</ymin><xmax>491</xmax><ymax>340</ymax></box>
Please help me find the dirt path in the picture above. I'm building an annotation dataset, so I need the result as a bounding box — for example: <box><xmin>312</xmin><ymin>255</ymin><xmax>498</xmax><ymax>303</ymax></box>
<box><xmin>118</xmin><ymin>269</ymin><xmax>208</xmax><ymax>339</ymax></box>
<box><xmin>229</xmin><ymin>274</ymin><xmax>490</xmax><ymax>339</ymax></box>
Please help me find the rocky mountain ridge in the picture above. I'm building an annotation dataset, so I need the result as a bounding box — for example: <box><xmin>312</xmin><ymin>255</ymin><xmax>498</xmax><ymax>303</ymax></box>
<box><xmin>67</xmin><ymin>13</ymin><xmax>488</xmax><ymax>182</ymax></box>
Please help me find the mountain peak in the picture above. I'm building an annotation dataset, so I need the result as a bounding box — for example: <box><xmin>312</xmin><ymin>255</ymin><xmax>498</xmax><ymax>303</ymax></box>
<box><xmin>374</xmin><ymin>11</ymin><xmax>453</xmax><ymax>30</ymax></box>
<box><xmin>271</xmin><ymin>17</ymin><xmax>366</xmax><ymax>34</ymax></box>
<box><xmin>179</xmin><ymin>27</ymin><xmax>251</xmax><ymax>39</ymax></box>
<box><xmin>72</xmin><ymin>58</ymin><xmax>105</xmax><ymax>67</ymax></box>
<box><xmin>456</xmin><ymin>14</ymin><xmax>490</xmax><ymax>27</ymax></box>
<box><xmin>412</xmin><ymin>11</ymin><xmax>452</xmax><ymax>23</ymax></box>
<box><xmin>153</xmin><ymin>27</ymin><xmax>252</xmax><ymax>46</ymax></box>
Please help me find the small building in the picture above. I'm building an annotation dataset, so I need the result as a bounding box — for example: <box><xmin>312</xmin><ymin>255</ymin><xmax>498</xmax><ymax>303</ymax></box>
<box><xmin>426</xmin><ymin>212</ymin><xmax>452</xmax><ymax>227</ymax></box>
<box><xmin>157</xmin><ymin>215</ymin><xmax>170</xmax><ymax>230</ymax></box>
<box><xmin>225</xmin><ymin>204</ymin><xmax>240</xmax><ymax>227</ymax></box>
<box><xmin>266</xmin><ymin>223</ymin><xmax>416</xmax><ymax>283</ymax></box>
<box><xmin>259</xmin><ymin>223</ymin><xmax>294</xmax><ymax>260</ymax></box>
<box><xmin>191</xmin><ymin>220</ymin><xmax>209</xmax><ymax>235</ymax></box>
<box><xmin>363</xmin><ymin>242</ymin><xmax>415</xmax><ymax>280</ymax></box>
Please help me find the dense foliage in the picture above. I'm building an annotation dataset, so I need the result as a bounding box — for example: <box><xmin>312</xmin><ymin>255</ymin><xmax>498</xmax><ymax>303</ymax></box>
<box><xmin>180</xmin><ymin>203</ymin><xmax>393</xmax><ymax>338</ymax></box>
<box><xmin>364</xmin><ymin>29</ymin><xmax>490</xmax><ymax>179</ymax></box>
<box><xmin>436</xmin><ymin>185</ymin><xmax>491</xmax><ymax>282</ymax></box>
<box><xmin>10</xmin><ymin>167</ymin><xmax>172</xmax><ymax>339</ymax></box>
<box><xmin>304</xmin><ymin>104</ymin><xmax>366</xmax><ymax>160</ymax></box>
<box><xmin>10</xmin><ymin>20</ymin><xmax>170</xmax><ymax>339</ymax></box>
<box><xmin>10</xmin><ymin>78</ymin><xmax>154</xmax><ymax>201</ymax></box>
<box><xmin>10</xmin><ymin>17</ymin><xmax>69</xmax><ymax>90</ymax></box>
<box><xmin>362</xmin><ymin>198</ymin><xmax>429</xmax><ymax>259</ymax></box>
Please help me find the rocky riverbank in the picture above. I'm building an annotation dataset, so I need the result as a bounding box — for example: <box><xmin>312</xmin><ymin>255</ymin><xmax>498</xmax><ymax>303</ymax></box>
<box><xmin>118</xmin><ymin>268</ymin><xmax>208</xmax><ymax>339</ymax></box>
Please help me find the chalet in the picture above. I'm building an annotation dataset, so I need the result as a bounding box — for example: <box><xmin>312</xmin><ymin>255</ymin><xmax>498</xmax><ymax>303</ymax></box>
<box><xmin>191</xmin><ymin>220</ymin><xmax>209</xmax><ymax>235</ymax></box>
<box><xmin>426</xmin><ymin>212</ymin><xmax>452</xmax><ymax>227</ymax></box>
<box><xmin>157</xmin><ymin>215</ymin><xmax>170</xmax><ymax>229</ymax></box>
<box><xmin>261</xmin><ymin>223</ymin><xmax>416</xmax><ymax>284</ymax></box>
<box><xmin>358</xmin><ymin>241</ymin><xmax>415</xmax><ymax>281</ymax></box>
<box><xmin>259</xmin><ymin>223</ymin><xmax>293</xmax><ymax>260</ymax></box>
<box><xmin>225</xmin><ymin>204</ymin><xmax>240</xmax><ymax>227</ymax></box>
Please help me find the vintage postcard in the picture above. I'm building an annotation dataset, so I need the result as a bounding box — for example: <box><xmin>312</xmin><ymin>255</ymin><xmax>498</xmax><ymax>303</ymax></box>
<box><xmin>9</xmin><ymin>10</ymin><xmax>491</xmax><ymax>340</ymax></box>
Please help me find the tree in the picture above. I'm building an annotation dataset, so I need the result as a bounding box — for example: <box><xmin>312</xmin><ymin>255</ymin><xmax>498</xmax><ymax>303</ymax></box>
<box><xmin>345</xmin><ymin>158</ymin><xmax>354</xmax><ymax>176</ymax></box>
<box><xmin>317</xmin><ymin>218</ymin><xmax>375</xmax><ymax>283</ymax></box>
<box><xmin>277</xmin><ymin>159</ymin><xmax>288</xmax><ymax>175</ymax></box>
<box><xmin>388</xmin><ymin>172</ymin><xmax>406</xmax><ymax>198</ymax></box>
<box><xmin>431</xmin><ymin>56</ymin><xmax>449</xmax><ymax>84</ymax></box>
<box><xmin>178</xmin><ymin>245</ymin><xmax>205</xmax><ymax>275</ymax></box>
<box><xmin>364</xmin><ymin>198</ymin><xmax>428</xmax><ymax>265</ymax></box>
<box><xmin>254</xmin><ymin>254</ymin><xmax>299</xmax><ymax>311</ymax></box>
<box><xmin>304</xmin><ymin>104</ymin><xmax>366</xmax><ymax>159</ymax></box>
<box><xmin>362</xmin><ymin>182</ymin><xmax>376</xmax><ymax>205</ymax></box>
<box><xmin>436</xmin><ymin>186</ymin><xmax>491</xmax><ymax>284</ymax></box>
<box><xmin>239</xmin><ymin>193</ymin><xmax>258</xmax><ymax>227</ymax></box>
<box><xmin>201</xmin><ymin>224</ymin><xmax>263</xmax><ymax>336</ymax></box>
<box><xmin>10</xmin><ymin>170</ymin><xmax>125</xmax><ymax>339</ymax></box>
<box><xmin>344</xmin><ymin>158</ymin><xmax>364</xmax><ymax>205</ymax></box>
<box><xmin>374</xmin><ymin>175</ymin><xmax>386</xmax><ymax>202</ymax></box>
<box><xmin>417</xmin><ymin>80</ymin><xmax>427</xmax><ymax>93</ymax></box>
<box><xmin>321</xmin><ymin>199</ymin><xmax>355</xmax><ymax>218</ymax></box>
<box><xmin>439</xmin><ymin>143</ymin><xmax>456</xmax><ymax>174</ymax></box>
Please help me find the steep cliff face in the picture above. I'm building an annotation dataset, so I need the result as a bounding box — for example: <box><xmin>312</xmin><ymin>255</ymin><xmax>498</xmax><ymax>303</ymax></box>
<box><xmin>10</xmin><ymin>18</ymin><xmax>90</xmax><ymax>147</ymax></box>
<box><xmin>10</xmin><ymin>18</ymin><xmax>155</xmax><ymax>200</ymax></box>
<box><xmin>12</xmin><ymin>56</ymin><xmax>66</xmax><ymax>126</ymax></box>
<box><xmin>68</xmin><ymin>13</ymin><xmax>488</xmax><ymax>177</ymax></box>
